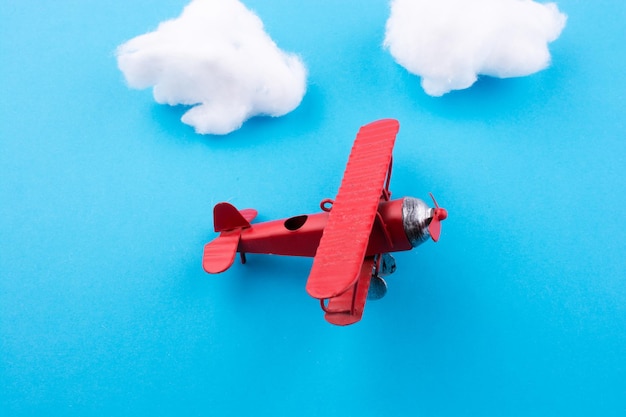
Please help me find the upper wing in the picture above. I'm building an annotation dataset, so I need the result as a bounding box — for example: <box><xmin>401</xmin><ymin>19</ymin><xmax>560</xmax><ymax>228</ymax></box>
<box><xmin>305</xmin><ymin>119</ymin><xmax>400</xmax><ymax>299</ymax></box>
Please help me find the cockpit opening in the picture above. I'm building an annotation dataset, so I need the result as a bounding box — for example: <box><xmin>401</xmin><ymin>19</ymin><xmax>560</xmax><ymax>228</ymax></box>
<box><xmin>284</xmin><ymin>215</ymin><xmax>308</xmax><ymax>231</ymax></box>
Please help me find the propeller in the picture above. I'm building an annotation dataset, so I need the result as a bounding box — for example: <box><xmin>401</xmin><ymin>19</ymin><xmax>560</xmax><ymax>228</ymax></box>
<box><xmin>428</xmin><ymin>193</ymin><xmax>447</xmax><ymax>242</ymax></box>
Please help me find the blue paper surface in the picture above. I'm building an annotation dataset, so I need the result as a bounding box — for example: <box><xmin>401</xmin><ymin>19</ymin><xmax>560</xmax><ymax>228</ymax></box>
<box><xmin>1</xmin><ymin>1</ymin><xmax>625</xmax><ymax>415</ymax></box>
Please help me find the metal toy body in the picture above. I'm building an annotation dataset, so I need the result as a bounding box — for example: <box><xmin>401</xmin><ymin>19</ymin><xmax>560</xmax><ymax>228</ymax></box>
<box><xmin>203</xmin><ymin>119</ymin><xmax>447</xmax><ymax>326</ymax></box>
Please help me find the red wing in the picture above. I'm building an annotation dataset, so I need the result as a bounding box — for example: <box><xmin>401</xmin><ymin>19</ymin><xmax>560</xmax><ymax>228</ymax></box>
<box><xmin>324</xmin><ymin>256</ymin><xmax>375</xmax><ymax>326</ymax></box>
<box><xmin>305</xmin><ymin>119</ymin><xmax>399</xmax><ymax>299</ymax></box>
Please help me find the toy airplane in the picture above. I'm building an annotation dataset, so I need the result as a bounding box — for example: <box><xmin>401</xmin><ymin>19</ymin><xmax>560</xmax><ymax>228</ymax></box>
<box><xmin>203</xmin><ymin>119</ymin><xmax>447</xmax><ymax>326</ymax></box>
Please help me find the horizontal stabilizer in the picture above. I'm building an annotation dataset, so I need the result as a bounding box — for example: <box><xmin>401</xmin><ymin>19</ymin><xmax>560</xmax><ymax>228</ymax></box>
<box><xmin>202</xmin><ymin>231</ymin><xmax>241</xmax><ymax>274</ymax></box>
<box><xmin>239</xmin><ymin>208</ymin><xmax>258</xmax><ymax>223</ymax></box>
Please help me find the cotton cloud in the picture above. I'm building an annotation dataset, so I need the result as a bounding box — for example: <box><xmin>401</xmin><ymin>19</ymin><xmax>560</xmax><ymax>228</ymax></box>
<box><xmin>117</xmin><ymin>0</ymin><xmax>307</xmax><ymax>135</ymax></box>
<box><xmin>384</xmin><ymin>0</ymin><xmax>567</xmax><ymax>96</ymax></box>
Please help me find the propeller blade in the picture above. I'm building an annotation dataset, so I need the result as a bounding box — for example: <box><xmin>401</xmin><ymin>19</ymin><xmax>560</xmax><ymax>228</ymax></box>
<box><xmin>429</xmin><ymin>192</ymin><xmax>440</xmax><ymax>208</ymax></box>
<box><xmin>429</xmin><ymin>217</ymin><xmax>442</xmax><ymax>242</ymax></box>
<box><xmin>428</xmin><ymin>193</ymin><xmax>447</xmax><ymax>242</ymax></box>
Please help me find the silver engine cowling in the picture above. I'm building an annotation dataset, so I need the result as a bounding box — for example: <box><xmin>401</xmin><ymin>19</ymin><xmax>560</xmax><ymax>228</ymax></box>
<box><xmin>402</xmin><ymin>197</ymin><xmax>434</xmax><ymax>247</ymax></box>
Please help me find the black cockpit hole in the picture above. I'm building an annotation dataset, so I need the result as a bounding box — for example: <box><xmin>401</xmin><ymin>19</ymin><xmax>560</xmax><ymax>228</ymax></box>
<box><xmin>284</xmin><ymin>215</ymin><xmax>308</xmax><ymax>231</ymax></box>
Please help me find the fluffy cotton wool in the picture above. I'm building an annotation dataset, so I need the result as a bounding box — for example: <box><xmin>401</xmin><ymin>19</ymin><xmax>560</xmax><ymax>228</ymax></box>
<box><xmin>117</xmin><ymin>0</ymin><xmax>307</xmax><ymax>135</ymax></box>
<box><xmin>384</xmin><ymin>0</ymin><xmax>567</xmax><ymax>96</ymax></box>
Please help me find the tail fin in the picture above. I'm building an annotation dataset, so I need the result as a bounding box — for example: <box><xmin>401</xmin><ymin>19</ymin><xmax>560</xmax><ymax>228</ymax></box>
<box><xmin>213</xmin><ymin>202</ymin><xmax>257</xmax><ymax>232</ymax></box>
<box><xmin>204</xmin><ymin>203</ymin><xmax>257</xmax><ymax>274</ymax></box>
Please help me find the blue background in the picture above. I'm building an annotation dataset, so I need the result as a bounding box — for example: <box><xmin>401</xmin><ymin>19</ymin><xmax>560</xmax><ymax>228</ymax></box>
<box><xmin>1</xmin><ymin>0</ymin><xmax>625</xmax><ymax>415</ymax></box>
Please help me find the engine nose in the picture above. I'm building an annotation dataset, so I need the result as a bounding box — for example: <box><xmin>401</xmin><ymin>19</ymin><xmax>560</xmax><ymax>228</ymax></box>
<box><xmin>401</xmin><ymin>196</ymin><xmax>446</xmax><ymax>247</ymax></box>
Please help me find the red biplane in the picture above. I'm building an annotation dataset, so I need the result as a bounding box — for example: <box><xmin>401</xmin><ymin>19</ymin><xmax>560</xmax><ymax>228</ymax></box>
<box><xmin>202</xmin><ymin>119</ymin><xmax>447</xmax><ymax>325</ymax></box>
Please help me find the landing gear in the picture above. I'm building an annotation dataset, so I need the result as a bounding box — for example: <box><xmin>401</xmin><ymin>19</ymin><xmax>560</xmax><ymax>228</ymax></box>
<box><xmin>368</xmin><ymin>275</ymin><xmax>388</xmax><ymax>300</ymax></box>
<box><xmin>367</xmin><ymin>253</ymin><xmax>396</xmax><ymax>300</ymax></box>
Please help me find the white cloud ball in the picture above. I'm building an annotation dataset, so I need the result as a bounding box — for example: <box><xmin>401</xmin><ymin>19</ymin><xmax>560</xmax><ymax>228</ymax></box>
<box><xmin>117</xmin><ymin>0</ymin><xmax>307</xmax><ymax>135</ymax></box>
<box><xmin>384</xmin><ymin>0</ymin><xmax>567</xmax><ymax>96</ymax></box>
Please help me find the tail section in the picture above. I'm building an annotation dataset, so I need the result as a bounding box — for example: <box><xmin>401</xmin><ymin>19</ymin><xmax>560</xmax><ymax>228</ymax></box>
<box><xmin>213</xmin><ymin>202</ymin><xmax>257</xmax><ymax>232</ymax></box>
<box><xmin>203</xmin><ymin>202</ymin><xmax>257</xmax><ymax>274</ymax></box>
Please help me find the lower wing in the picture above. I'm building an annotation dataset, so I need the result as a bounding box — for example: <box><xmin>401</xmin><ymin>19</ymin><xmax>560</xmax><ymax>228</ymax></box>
<box><xmin>321</xmin><ymin>256</ymin><xmax>375</xmax><ymax>326</ymax></box>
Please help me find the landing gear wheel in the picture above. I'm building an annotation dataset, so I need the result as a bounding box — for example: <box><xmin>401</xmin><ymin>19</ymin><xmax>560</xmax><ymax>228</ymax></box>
<box><xmin>368</xmin><ymin>275</ymin><xmax>388</xmax><ymax>300</ymax></box>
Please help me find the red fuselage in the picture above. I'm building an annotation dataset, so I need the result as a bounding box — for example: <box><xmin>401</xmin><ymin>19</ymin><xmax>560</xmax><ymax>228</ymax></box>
<box><xmin>237</xmin><ymin>198</ymin><xmax>413</xmax><ymax>258</ymax></box>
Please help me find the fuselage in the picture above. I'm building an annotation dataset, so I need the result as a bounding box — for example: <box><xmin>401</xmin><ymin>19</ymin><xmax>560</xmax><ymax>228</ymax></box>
<box><xmin>236</xmin><ymin>198</ymin><xmax>426</xmax><ymax>258</ymax></box>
